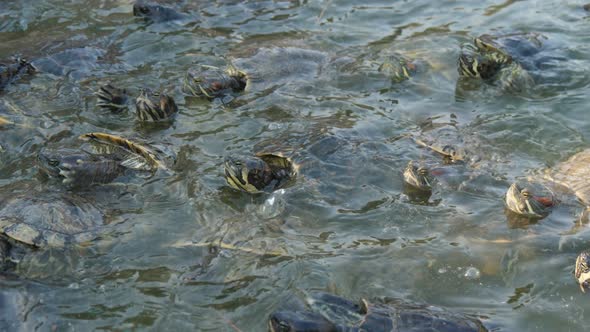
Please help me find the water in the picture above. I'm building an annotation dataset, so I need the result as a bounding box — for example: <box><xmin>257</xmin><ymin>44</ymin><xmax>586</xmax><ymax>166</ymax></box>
<box><xmin>1</xmin><ymin>0</ymin><xmax>590</xmax><ymax>330</ymax></box>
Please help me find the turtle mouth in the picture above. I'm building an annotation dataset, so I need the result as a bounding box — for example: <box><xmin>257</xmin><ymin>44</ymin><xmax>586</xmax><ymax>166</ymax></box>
<box><xmin>505</xmin><ymin>183</ymin><xmax>553</xmax><ymax>218</ymax></box>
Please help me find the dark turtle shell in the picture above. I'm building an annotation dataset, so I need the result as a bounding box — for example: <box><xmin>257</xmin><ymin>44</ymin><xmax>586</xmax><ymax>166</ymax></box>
<box><xmin>133</xmin><ymin>1</ymin><xmax>189</xmax><ymax>22</ymax></box>
<box><xmin>38</xmin><ymin>148</ymin><xmax>126</xmax><ymax>187</ymax></box>
<box><xmin>0</xmin><ymin>193</ymin><xmax>104</xmax><ymax>248</ymax></box>
<box><xmin>0</xmin><ymin>58</ymin><xmax>36</xmax><ymax>91</ymax></box>
<box><xmin>38</xmin><ymin>132</ymin><xmax>165</xmax><ymax>187</ymax></box>
<box><xmin>270</xmin><ymin>292</ymin><xmax>488</xmax><ymax>332</ymax></box>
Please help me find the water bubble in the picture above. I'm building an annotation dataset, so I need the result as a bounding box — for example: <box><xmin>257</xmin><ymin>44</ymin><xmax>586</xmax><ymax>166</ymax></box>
<box><xmin>463</xmin><ymin>267</ymin><xmax>481</xmax><ymax>280</ymax></box>
<box><xmin>268</xmin><ymin>122</ymin><xmax>286</xmax><ymax>130</ymax></box>
<box><xmin>438</xmin><ymin>267</ymin><xmax>448</xmax><ymax>274</ymax></box>
<box><xmin>258</xmin><ymin>189</ymin><xmax>286</xmax><ymax>219</ymax></box>
<box><xmin>68</xmin><ymin>283</ymin><xmax>80</xmax><ymax>289</ymax></box>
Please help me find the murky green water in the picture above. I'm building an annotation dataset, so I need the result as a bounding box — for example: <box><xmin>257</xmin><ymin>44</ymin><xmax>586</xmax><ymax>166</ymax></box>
<box><xmin>1</xmin><ymin>0</ymin><xmax>590</xmax><ymax>330</ymax></box>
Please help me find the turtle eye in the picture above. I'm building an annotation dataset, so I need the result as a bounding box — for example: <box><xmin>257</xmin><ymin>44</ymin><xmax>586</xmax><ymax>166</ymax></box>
<box><xmin>48</xmin><ymin>159</ymin><xmax>60</xmax><ymax>167</ymax></box>
<box><xmin>521</xmin><ymin>189</ymin><xmax>531</xmax><ymax>198</ymax></box>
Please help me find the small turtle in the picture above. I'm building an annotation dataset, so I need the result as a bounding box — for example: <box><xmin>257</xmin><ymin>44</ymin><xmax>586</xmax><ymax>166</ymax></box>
<box><xmin>505</xmin><ymin>149</ymin><xmax>590</xmax><ymax>218</ymax></box>
<box><xmin>0</xmin><ymin>189</ymin><xmax>105</xmax><ymax>270</ymax></box>
<box><xmin>182</xmin><ymin>64</ymin><xmax>247</xmax><ymax>100</ymax></box>
<box><xmin>96</xmin><ymin>84</ymin><xmax>177</xmax><ymax>122</ymax></box>
<box><xmin>229</xmin><ymin>47</ymin><xmax>328</xmax><ymax>95</ymax></box>
<box><xmin>269</xmin><ymin>291</ymin><xmax>488</xmax><ymax>332</ymax></box>
<box><xmin>224</xmin><ymin>153</ymin><xmax>296</xmax><ymax>194</ymax></box>
<box><xmin>38</xmin><ymin>132</ymin><xmax>166</xmax><ymax>187</ymax></box>
<box><xmin>457</xmin><ymin>33</ymin><xmax>543</xmax><ymax>92</ymax></box>
<box><xmin>0</xmin><ymin>58</ymin><xmax>36</xmax><ymax>91</ymax></box>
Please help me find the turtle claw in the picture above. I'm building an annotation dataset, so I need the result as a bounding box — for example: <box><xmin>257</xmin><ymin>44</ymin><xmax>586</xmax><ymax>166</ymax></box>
<box><xmin>96</xmin><ymin>84</ymin><xmax>130</xmax><ymax>112</ymax></box>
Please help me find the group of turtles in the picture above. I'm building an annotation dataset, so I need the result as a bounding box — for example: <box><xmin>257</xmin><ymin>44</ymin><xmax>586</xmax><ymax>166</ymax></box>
<box><xmin>1</xmin><ymin>1</ymin><xmax>590</xmax><ymax>330</ymax></box>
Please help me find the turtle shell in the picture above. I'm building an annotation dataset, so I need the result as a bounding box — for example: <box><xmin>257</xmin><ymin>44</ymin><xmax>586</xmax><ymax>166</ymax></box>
<box><xmin>301</xmin><ymin>292</ymin><xmax>487</xmax><ymax>332</ymax></box>
<box><xmin>545</xmin><ymin>149</ymin><xmax>590</xmax><ymax>206</ymax></box>
<box><xmin>0</xmin><ymin>193</ymin><xmax>103</xmax><ymax>248</ymax></box>
<box><xmin>231</xmin><ymin>47</ymin><xmax>328</xmax><ymax>92</ymax></box>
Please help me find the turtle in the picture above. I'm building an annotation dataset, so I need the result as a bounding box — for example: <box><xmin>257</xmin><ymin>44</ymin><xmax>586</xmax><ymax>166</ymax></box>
<box><xmin>198</xmin><ymin>46</ymin><xmax>330</xmax><ymax>102</ymax></box>
<box><xmin>132</xmin><ymin>1</ymin><xmax>192</xmax><ymax>22</ymax></box>
<box><xmin>0</xmin><ymin>188</ymin><xmax>105</xmax><ymax>270</ymax></box>
<box><xmin>38</xmin><ymin>132</ymin><xmax>166</xmax><ymax>187</ymax></box>
<box><xmin>224</xmin><ymin>153</ymin><xmax>297</xmax><ymax>194</ymax></box>
<box><xmin>0</xmin><ymin>58</ymin><xmax>36</xmax><ymax>91</ymax></box>
<box><xmin>96</xmin><ymin>84</ymin><xmax>178</xmax><ymax>122</ymax></box>
<box><xmin>182</xmin><ymin>64</ymin><xmax>247</xmax><ymax>101</ymax></box>
<box><xmin>269</xmin><ymin>291</ymin><xmax>488</xmax><ymax>332</ymax></box>
<box><xmin>504</xmin><ymin>149</ymin><xmax>590</xmax><ymax>219</ymax></box>
<box><xmin>457</xmin><ymin>33</ymin><xmax>544</xmax><ymax>93</ymax></box>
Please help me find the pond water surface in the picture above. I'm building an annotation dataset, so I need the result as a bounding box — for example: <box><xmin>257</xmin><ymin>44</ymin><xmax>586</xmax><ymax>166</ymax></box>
<box><xmin>1</xmin><ymin>0</ymin><xmax>590</xmax><ymax>331</ymax></box>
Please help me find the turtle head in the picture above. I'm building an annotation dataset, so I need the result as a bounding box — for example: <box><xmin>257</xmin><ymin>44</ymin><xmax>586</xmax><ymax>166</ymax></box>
<box><xmin>16</xmin><ymin>58</ymin><xmax>36</xmax><ymax>75</ymax></box>
<box><xmin>575</xmin><ymin>251</ymin><xmax>590</xmax><ymax>293</ymax></box>
<box><xmin>440</xmin><ymin>144</ymin><xmax>466</xmax><ymax>164</ymax></box>
<box><xmin>403</xmin><ymin>161</ymin><xmax>432</xmax><ymax>192</ymax></box>
<box><xmin>224</xmin><ymin>156</ymin><xmax>274</xmax><ymax>193</ymax></box>
<box><xmin>458</xmin><ymin>46</ymin><xmax>502</xmax><ymax>80</ymax></box>
<box><xmin>135</xmin><ymin>89</ymin><xmax>177</xmax><ymax>121</ymax></box>
<box><xmin>37</xmin><ymin>148</ymin><xmax>92</xmax><ymax>182</ymax></box>
<box><xmin>378</xmin><ymin>54</ymin><xmax>416</xmax><ymax>83</ymax></box>
<box><xmin>183</xmin><ymin>66</ymin><xmax>247</xmax><ymax>99</ymax></box>
<box><xmin>505</xmin><ymin>183</ymin><xmax>553</xmax><ymax>218</ymax></box>
<box><xmin>268</xmin><ymin>310</ymin><xmax>336</xmax><ymax>332</ymax></box>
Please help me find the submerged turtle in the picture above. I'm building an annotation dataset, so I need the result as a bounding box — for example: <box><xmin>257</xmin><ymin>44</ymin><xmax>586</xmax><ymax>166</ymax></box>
<box><xmin>133</xmin><ymin>1</ymin><xmax>191</xmax><ymax>22</ymax></box>
<box><xmin>38</xmin><ymin>132</ymin><xmax>166</xmax><ymax>187</ymax></box>
<box><xmin>457</xmin><ymin>33</ymin><xmax>544</xmax><ymax>92</ymax></box>
<box><xmin>0</xmin><ymin>188</ymin><xmax>105</xmax><ymax>270</ymax></box>
<box><xmin>96</xmin><ymin>84</ymin><xmax>177</xmax><ymax>122</ymax></box>
<box><xmin>0</xmin><ymin>58</ymin><xmax>36</xmax><ymax>91</ymax></box>
<box><xmin>224</xmin><ymin>153</ymin><xmax>296</xmax><ymax>194</ymax></box>
<box><xmin>269</xmin><ymin>291</ymin><xmax>488</xmax><ymax>332</ymax></box>
<box><xmin>504</xmin><ymin>149</ymin><xmax>590</xmax><ymax>219</ymax></box>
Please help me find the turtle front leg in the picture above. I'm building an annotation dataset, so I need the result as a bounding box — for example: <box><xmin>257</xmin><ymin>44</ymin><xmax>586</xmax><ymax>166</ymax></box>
<box><xmin>96</xmin><ymin>84</ymin><xmax>130</xmax><ymax>112</ymax></box>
